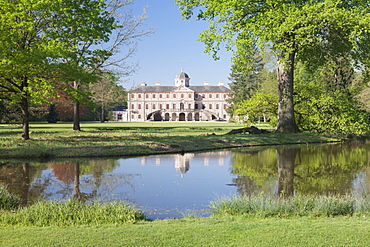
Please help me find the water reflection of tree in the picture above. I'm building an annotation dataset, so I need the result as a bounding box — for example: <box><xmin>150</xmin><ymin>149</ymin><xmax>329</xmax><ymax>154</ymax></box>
<box><xmin>231</xmin><ymin>144</ymin><xmax>370</xmax><ymax>196</ymax></box>
<box><xmin>0</xmin><ymin>159</ymin><xmax>138</xmax><ymax>205</ymax></box>
<box><xmin>46</xmin><ymin>159</ymin><xmax>136</xmax><ymax>203</ymax></box>
<box><xmin>0</xmin><ymin>162</ymin><xmax>46</xmax><ymax>205</ymax></box>
<box><xmin>276</xmin><ymin>148</ymin><xmax>298</xmax><ymax>197</ymax></box>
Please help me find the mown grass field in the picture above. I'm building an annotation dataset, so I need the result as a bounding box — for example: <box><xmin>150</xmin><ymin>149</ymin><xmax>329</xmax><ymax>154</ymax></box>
<box><xmin>0</xmin><ymin>121</ymin><xmax>341</xmax><ymax>159</ymax></box>
<box><xmin>1</xmin><ymin>216</ymin><xmax>370</xmax><ymax>246</ymax></box>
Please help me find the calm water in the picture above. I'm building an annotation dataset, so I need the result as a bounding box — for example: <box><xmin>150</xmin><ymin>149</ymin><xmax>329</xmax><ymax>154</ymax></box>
<box><xmin>1</xmin><ymin>141</ymin><xmax>370</xmax><ymax>219</ymax></box>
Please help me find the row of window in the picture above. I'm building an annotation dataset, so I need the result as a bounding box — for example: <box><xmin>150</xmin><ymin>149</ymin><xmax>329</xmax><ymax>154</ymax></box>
<box><xmin>131</xmin><ymin>114</ymin><xmax>228</xmax><ymax>120</ymax></box>
<box><xmin>130</xmin><ymin>93</ymin><xmax>227</xmax><ymax>99</ymax></box>
<box><xmin>131</xmin><ymin>103</ymin><xmax>227</xmax><ymax>110</ymax></box>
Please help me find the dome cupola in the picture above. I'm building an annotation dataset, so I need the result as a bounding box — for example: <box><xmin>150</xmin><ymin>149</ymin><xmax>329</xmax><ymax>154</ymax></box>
<box><xmin>175</xmin><ymin>69</ymin><xmax>190</xmax><ymax>87</ymax></box>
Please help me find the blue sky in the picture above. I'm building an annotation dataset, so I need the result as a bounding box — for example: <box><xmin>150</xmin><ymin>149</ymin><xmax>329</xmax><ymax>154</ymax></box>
<box><xmin>122</xmin><ymin>0</ymin><xmax>232</xmax><ymax>89</ymax></box>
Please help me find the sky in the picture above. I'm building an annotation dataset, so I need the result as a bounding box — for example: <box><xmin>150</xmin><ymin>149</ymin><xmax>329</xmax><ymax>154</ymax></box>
<box><xmin>122</xmin><ymin>0</ymin><xmax>233</xmax><ymax>89</ymax></box>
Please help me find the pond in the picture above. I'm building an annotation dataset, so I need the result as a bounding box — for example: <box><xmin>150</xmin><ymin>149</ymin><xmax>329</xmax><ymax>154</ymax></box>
<box><xmin>1</xmin><ymin>140</ymin><xmax>370</xmax><ymax>220</ymax></box>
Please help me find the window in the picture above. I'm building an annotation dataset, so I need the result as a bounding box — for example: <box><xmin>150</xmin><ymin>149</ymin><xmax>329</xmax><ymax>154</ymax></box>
<box><xmin>216</xmin><ymin>94</ymin><xmax>219</xmax><ymax>98</ymax></box>
<box><xmin>202</xmin><ymin>94</ymin><xmax>205</xmax><ymax>98</ymax></box>
<box><xmin>138</xmin><ymin>115</ymin><xmax>141</xmax><ymax>119</ymax></box>
<box><xmin>153</xmin><ymin>104</ymin><xmax>156</xmax><ymax>109</ymax></box>
<box><xmin>153</xmin><ymin>94</ymin><xmax>156</xmax><ymax>98</ymax></box>
<box><xmin>209</xmin><ymin>94</ymin><xmax>212</xmax><ymax>98</ymax></box>
<box><xmin>160</xmin><ymin>104</ymin><xmax>162</xmax><ymax>109</ymax></box>
<box><xmin>131</xmin><ymin>104</ymin><xmax>134</xmax><ymax>109</ymax></box>
<box><xmin>188</xmin><ymin>104</ymin><xmax>192</xmax><ymax>109</ymax></box>
<box><xmin>216</xmin><ymin>104</ymin><xmax>219</xmax><ymax>109</ymax></box>
<box><xmin>195</xmin><ymin>104</ymin><xmax>198</xmax><ymax>109</ymax></box>
<box><xmin>138</xmin><ymin>94</ymin><xmax>141</xmax><ymax>98</ymax></box>
<box><xmin>224</xmin><ymin>104</ymin><xmax>227</xmax><ymax>109</ymax></box>
<box><xmin>166</xmin><ymin>104</ymin><xmax>169</xmax><ymax>109</ymax></box>
<box><xmin>160</xmin><ymin>94</ymin><xmax>162</xmax><ymax>98</ymax></box>
<box><xmin>145</xmin><ymin>94</ymin><xmax>148</xmax><ymax>98</ymax></box>
<box><xmin>189</xmin><ymin>94</ymin><xmax>192</xmax><ymax>98</ymax></box>
<box><xmin>146</xmin><ymin>104</ymin><xmax>148</xmax><ymax>109</ymax></box>
<box><xmin>117</xmin><ymin>114</ymin><xmax>122</xmax><ymax>120</ymax></box>
<box><xmin>173</xmin><ymin>104</ymin><xmax>176</xmax><ymax>109</ymax></box>
<box><xmin>173</xmin><ymin>94</ymin><xmax>176</xmax><ymax>98</ymax></box>
<box><xmin>131</xmin><ymin>94</ymin><xmax>135</xmax><ymax>99</ymax></box>
<box><xmin>209</xmin><ymin>104</ymin><xmax>212</xmax><ymax>109</ymax></box>
<box><xmin>138</xmin><ymin>104</ymin><xmax>141</xmax><ymax>109</ymax></box>
<box><xmin>180</xmin><ymin>103</ymin><xmax>184</xmax><ymax>110</ymax></box>
<box><xmin>181</xmin><ymin>94</ymin><xmax>184</xmax><ymax>98</ymax></box>
<box><xmin>224</xmin><ymin>94</ymin><xmax>227</xmax><ymax>98</ymax></box>
<box><xmin>167</xmin><ymin>94</ymin><xmax>170</xmax><ymax>98</ymax></box>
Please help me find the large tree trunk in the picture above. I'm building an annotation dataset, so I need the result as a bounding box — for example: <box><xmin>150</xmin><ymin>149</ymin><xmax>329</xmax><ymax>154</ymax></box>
<box><xmin>276</xmin><ymin>51</ymin><xmax>299</xmax><ymax>133</ymax></box>
<box><xmin>20</xmin><ymin>96</ymin><xmax>30</xmax><ymax>140</ymax></box>
<box><xmin>73</xmin><ymin>101</ymin><xmax>81</xmax><ymax>131</ymax></box>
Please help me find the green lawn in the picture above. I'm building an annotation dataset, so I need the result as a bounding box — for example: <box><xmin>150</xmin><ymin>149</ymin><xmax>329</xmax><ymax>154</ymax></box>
<box><xmin>0</xmin><ymin>121</ymin><xmax>340</xmax><ymax>159</ymax></box>
<box><xmin>1</xmin><ymin>216</ymin><xmax>369</xmax><ymax>246</ymax></box>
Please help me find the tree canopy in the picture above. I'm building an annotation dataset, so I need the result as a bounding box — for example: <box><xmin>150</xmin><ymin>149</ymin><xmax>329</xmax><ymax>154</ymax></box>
<box><xmin>176</xmin><ymin>0</ymin><xmax>370</xmax><ymax>133</ymax></box>
<box><xmin>0</xmin><ymin>0</ymin><xmax>150</xmax><ymax>139</ymax></box>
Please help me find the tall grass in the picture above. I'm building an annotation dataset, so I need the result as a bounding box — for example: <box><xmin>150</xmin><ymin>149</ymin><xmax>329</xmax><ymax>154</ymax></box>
<box><xmin>210</xmin><ymin>194</ymin><xmax>370</xmax><ymax>217</ymax></box>
<box><xmin>0</xmin><ymin>200</ymin><xmax>146</xmax><ymax>226</ymax></box>
<box><xmin>0</xmin><ymin>184</ymin><xmax>21</xmax><ymax>210</ymax></box>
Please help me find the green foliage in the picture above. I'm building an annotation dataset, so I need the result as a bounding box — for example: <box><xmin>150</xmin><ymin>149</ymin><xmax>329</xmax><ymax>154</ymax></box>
<box><xmin>233</xmin><ymin>91</ymin><xmax>278</xmax><ymax>126</ymax></box>
<box><xmin>0</xmin><ymin>200</ymin><xmax>146</xmax><ymax>226</ymax></box>
<box><xmin>0</xmin><ymin>185</ymin><xmax>21</xmax><ymax>211</ymax></box>
<box><xmin>294</xmin><ymin>61</ymin><xmax>370</xmax><ymax>135</ymax></box>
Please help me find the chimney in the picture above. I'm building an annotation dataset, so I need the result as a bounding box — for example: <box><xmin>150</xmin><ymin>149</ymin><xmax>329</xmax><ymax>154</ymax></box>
<box><xmin>218</xmin><ymin>81</ymin><xmax>224</xmax><ymax>86</ymax></box>
<box><xmin>204</xmin><ymin>81</ymin><xmax>209</xmax><ymax>86</ymax></box>
<box><xmin>140</xmin><ymin>81</ymin><xmax>147</xmax><ymax>86</ymax></box>
<box><xmin>155</xmin><ymin>81</ymin><xmax>160</xmax><ymax>86</ymax></box>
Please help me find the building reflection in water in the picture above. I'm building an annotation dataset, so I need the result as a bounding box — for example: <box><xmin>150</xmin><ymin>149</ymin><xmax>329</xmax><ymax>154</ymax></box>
<box><xmin>139</xmin><ymin>152</ymin><xmax>227</xmax><ymax>178</ymax></box>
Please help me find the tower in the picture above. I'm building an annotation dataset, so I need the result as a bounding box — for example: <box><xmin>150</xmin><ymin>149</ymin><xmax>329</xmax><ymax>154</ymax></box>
<box><xmin>174</xmin><ymin>69</ymin><xmax>190</xmax><ymax>87</ymax></box>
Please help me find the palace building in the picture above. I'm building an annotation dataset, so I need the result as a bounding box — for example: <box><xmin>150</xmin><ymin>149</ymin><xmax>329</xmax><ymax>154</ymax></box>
<box><xmin>126</xmin><ymin>70</ymin><xmax>232</xmax><ymax>122</ymax></box>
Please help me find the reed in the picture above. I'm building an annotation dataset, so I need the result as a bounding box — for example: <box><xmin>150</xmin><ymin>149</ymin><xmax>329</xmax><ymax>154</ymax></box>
<box><xmin>0</xmin><ymin>184</ymin><xmax>21</xmax><ymax>211</ymax></box>
<box><xmin>0</xmin><ymin>200</ymin><xmax>146</xmax><ymax>226</ymax></box>
<box><xmin>210</xmin><ymin>194</ymin><xmax>369</xmax><ymax>217</ymax></box>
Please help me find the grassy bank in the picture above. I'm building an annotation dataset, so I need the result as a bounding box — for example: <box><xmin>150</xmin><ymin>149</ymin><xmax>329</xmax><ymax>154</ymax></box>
<box><xmin>1</xmin><ymin>217</ymin><xmax>370</xmax><ymax>246</ymax></box>
<box><xmin>0</xmin><ymin>121</ymin><xmax>341</xmax><ymax>159</ymax></box>
<box><xmin>2</xmin><ymin>185</ymin><xmax>370</xmax><ymax>246</ymax></box>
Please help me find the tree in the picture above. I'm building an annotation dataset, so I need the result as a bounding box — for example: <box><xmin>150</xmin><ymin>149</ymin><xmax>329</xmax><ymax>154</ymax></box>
<box><xmin>294</xmin><ymin>60</ymin><xmax>370</xmax><ymax>135</ymax></box>
<box><xmin>228</xmin><ymin>48</ymin><xmax>264</xmax><ymax>104</ymax></box>
<box><xmin>233</xmin><ymin>91</ymin><xmax>278</xmax><ymax>125</ymax></box>
<box><xmin>0</xmin><ymin>0</ymin><xmax>118</xmax><ymax>139</ymax></box>
<box><xmin>62</xmin><ymin>0</ymin><xmax>153</xmax><ymax>130</ymax></box>
<box><xmin>88</xmin><ymin>72</ymin><xmax>127</xmax><ymax>122</ymax></box>
<box><xmin>176</xmin><ymin>0</ymin><xmax>370</xmax><ymax>133</ymax></box>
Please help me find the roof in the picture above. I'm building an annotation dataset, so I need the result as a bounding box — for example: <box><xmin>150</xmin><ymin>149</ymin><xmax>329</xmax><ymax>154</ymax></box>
<box><xmin>130</xmin><ymin>85</ymin><xmax>231</xmax><ymax>93</ymax></box>
<box><xmin>112</xmin><ymin>106</ymin><xmax>127</xmax><ymax>111</ymax></box>
<box><xmin>189</xmin><ymin>86</ymin><xmax>232</xmax><ymax>93</ymax></box>
<box><xmin>175</xmin><ymin>71</ymin><xmax>189</xmax><ymax>79</ymax></box>
<box><xmin>130</xmin><ymin>86</ymin><xmax>177</xmax><ymax>93</ymax></box>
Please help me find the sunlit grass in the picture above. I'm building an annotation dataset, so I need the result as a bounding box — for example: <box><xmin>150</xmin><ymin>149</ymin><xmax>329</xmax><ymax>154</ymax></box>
<box><xmin>0</xmin><ymin>121</ymin><xmax>340</xmax><ymax>159</ymax></box>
